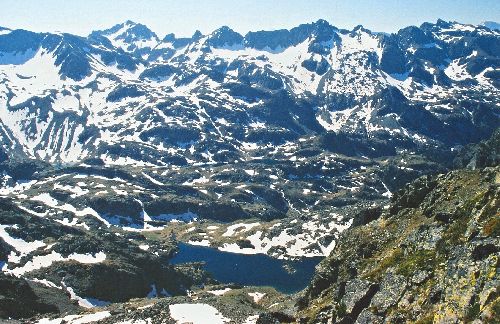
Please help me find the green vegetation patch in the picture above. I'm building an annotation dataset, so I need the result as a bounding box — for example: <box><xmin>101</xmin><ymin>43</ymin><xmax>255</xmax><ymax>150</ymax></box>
<box><xmin>396</xmin><ymin>249</ymin><xmax>437</xmax><ymax>276</ymax></box>
<box><xmin>363</xmin><ymin>248</ymin><xmax>404</xmax><ymax>281</ymax></box>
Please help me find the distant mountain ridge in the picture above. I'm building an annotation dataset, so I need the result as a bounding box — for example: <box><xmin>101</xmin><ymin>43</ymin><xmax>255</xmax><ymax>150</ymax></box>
<box><xmin>0</xmin><ymin>19</ymin><xmax>498</xmax><ymax>166</ymax></box>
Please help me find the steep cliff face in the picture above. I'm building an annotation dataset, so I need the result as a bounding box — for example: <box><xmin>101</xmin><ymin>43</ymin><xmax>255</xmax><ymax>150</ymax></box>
<box><xmin>297</xmin><ymin>165</ymin><xmax>499</xmax><ymax>322</ymax></box>
<box><xmin>454</xmin><ymin>128</ymin><xmax>500</xmax><ymax>170</ymax></box>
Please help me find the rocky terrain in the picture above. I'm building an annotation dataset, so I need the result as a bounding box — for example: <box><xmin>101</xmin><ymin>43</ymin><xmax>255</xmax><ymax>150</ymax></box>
<box><xmin>296</xmin><ymin>135</ymin><xmax>499</xmax><ymax>323</ymax></box>
<box><xmin>0</xmin><ymin>17</ymin><xmax>498</xmax><ymax>323</ymax></box>
<box><xmin>0</xmin><ymin>131</ymin><xmax>493</xmax><ymax>323</ymax></box>
<box><xmin>0</xmin><ymin>196</ymin><xmax>211</xmax><ymax>318</ymax></box>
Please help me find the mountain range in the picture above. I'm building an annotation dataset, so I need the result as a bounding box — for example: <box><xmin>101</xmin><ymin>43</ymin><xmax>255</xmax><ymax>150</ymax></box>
<box><xmin>0</xmin><ymin>18</ymin><xmax>498</xmax><ymax>323</ymax></box>
<box><xmin>0</xmin><ymin>19</ymin><xmax>498</xmax><ymax>164</ymax></box>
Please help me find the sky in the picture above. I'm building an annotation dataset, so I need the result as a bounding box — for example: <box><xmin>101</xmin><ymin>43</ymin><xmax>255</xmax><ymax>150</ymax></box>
<box><xmin>1</xmin><ymin>0</ymin><xmax>499</xmax><ymax>38</ymax></box>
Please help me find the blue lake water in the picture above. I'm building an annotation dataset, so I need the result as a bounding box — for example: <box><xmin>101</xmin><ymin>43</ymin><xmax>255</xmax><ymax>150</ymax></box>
<box><xmin>171</xmin><ymin>243</ymin><xmax>322</xmax><ymax>294</ymax></box>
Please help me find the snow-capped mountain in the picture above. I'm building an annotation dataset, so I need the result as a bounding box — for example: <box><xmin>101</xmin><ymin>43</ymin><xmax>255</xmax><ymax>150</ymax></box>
<box><xmin>0</xmin><ymin>19</ymin><xmax>497</xmax><ymax>250</ymax></box>
<box><xmin>0</xmin><ymin>19</ymin><xmax>497</xmax><ymax>166</ymax></box>
<box><xmin>0</xmin><ymin>19</ymin><xmax>498</xmax><ymax>320</ymax></box>
<box><xmin>89</xmin><ymin>20</ymin><xmax>159</xmax><ymax>59</ymax></box>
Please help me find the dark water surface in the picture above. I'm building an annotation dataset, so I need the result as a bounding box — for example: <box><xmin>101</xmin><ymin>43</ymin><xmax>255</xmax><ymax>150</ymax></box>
<box><xmin>171</xmin><ymin>243</ymin><xmax>322</xmax><ymax>294</ymax></box>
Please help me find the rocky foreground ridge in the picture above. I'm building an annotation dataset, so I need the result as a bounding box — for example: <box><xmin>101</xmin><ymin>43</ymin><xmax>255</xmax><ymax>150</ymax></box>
<box><xmin>296</xmin><ymin>133</ymin><xmax>499</xmax><ymax>323</ymax></box>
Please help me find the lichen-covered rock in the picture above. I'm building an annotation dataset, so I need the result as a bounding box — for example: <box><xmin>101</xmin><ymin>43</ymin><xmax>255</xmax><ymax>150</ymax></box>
<box><xmin>341</xmin><ymin>279</ymin><xmax>378</xmax><ymax>314</ymax></box>
<box><xmin>355</xmin><ymin>309</ymin><xmax>383</xmax><ymax>324</ymax></box>
<box><xmin>297</xmin><ymin>165</ymin><xmax>500</xmax><ymax>323</ymax></box>
<box><xmin>369</xmin><ymin>273</ymin><xmax>406</xmax><ymax>313</ymax></box>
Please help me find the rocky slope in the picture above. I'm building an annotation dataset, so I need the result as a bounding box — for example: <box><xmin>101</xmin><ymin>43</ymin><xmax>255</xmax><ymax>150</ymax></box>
<box><xmin>0</xmin><ymin>196</ymin><xmax>211</xmax><ymax>319</ymax></box>
<box><xmin>297</xmin><ymin>162</ymin><xmax>499</xmax><ymax>322</ymax></box>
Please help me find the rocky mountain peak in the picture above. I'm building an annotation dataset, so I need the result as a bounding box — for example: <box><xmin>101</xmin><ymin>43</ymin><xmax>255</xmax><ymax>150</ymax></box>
<box><xmin>191</xmin><ymin>30</ymin><xmax>203</xmax><ymax>41</ymax></box>
<box><xmin>351</xmin><ymin>24</ymin><xmax>371</xmax><ymax>33</ymax></box>
<box><xmin>242</xmin><ymin>20</ymin><xmax>336</xmax><ymax>51</ymax></box>
<box><xmin>162</xmin><ymin>32</ymin><xmax>176</xmax><ymax>42</ymax></box>
<box><xmin>309</xmin><ymin>19</ymin><xmax>337</xmax><ymax>44</ymax></box>
<box><xmin>95</xmin><ymin>20</ymin><xmax>157</xmax><ymax>40</ymax></box>
<box><xmin>312</xmin><ymin>18</ymin><xmax>330</xmax><ymax>27</ymax></box>
<box><xmin>396</xmin><ymin>25</ymin><xmax>433</xmax><ymax>48</ymax></box>
<box><xmin>0</xmin><ymin>29</ymin><xmax>43</xmax><ymax>55</ymax></box>
<box><xmin>89</xmin><ymin>20</ymin><xmax>159</xmax><ymax>57</ymax></box>
<box><xmin>207</xmin><ymin>25</ymin><xmax>243</xmax><ymax>48</ymax></box>
<box><xmin>435</xmin><ymin>18</ymin><xmax>453</xmax><ymax>28</ymax></box>
<box><xmin>119</xmin><ymin>22</ymin><xmax>158</xmax><ymax>41</ymax></box>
